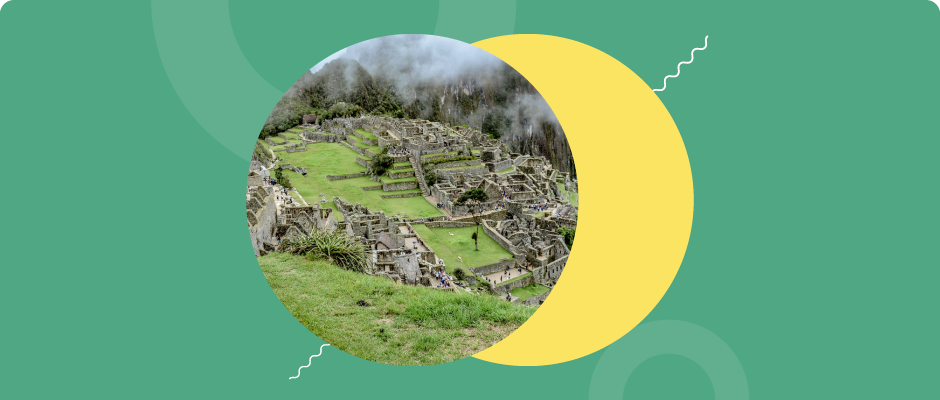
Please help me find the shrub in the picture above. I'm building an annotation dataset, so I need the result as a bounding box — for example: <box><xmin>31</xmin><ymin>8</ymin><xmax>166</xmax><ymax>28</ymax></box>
<box><xmin>279</xmin><ymin>230</ymin><xmax>368</xmax><ymax>272</ymax></box>
<box><xmin>370</xmin><ymin>154</ymin><xmax>395</xmax><ymax>176</ymax></box>
<box><xmin>425</xmin><ymin>170</ymin><xmax>440</xmax><ymax>186</ymax></box>
<box><xmin>477</xmin><ymin>279</ymin><xmax>493</xmax><ymax>294</ymax></box>
<box><xmin>453</xmin><ymin>268</ymin><xmax>466</xmax><ymax>281</ymax></box>
<box><xmin>557</xmin><ymin>227</ymin><xmax>576</xmax><ymax>249</ymax></box>
<box><xmin>274</xmin><ymin>168</ymin><xmax>292</xmax><ymax>189</ymax></box>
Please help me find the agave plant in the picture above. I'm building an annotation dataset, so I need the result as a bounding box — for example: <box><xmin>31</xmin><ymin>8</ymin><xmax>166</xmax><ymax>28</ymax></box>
<box><xmin>279</xmin><ymin>230</ymin><xmax>368</xmax><ymax>272</ymax></box>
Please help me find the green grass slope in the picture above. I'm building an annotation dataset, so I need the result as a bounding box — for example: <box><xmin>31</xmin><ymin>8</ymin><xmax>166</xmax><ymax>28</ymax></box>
<box><xmin>557</xmin><ymin>182</ymin><xmax>579</xmax><ymax>207</ymax></box>
<box><xmin>277</xmin><ymin>143</ymin><xmax>443</xmax><ymax>220</ymax></box>
<box><xmin>259</xmin><ymin>253</ymin><xmax>534</xmax><ymax>366</ymax></box>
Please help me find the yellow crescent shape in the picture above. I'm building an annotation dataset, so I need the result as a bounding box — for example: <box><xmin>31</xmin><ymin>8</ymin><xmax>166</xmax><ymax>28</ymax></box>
<box><xmin>471</xmin><ymin>35</ymin><xmax>694</xmax><ymax>366</ymax></box>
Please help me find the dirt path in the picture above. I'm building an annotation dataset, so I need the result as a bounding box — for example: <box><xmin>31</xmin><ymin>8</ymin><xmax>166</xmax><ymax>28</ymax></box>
<box><xmin>404</xmin><ymin>237</ymin><xmax>428</xmax><ymax>252</ymax></box>
<box><xmin>482</xmin><ymin>267</ymin><xmax>529</xmax><ymax>286</ymax></box>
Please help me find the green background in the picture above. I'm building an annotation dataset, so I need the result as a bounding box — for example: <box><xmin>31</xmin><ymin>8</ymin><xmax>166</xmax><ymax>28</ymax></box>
<box><xmin>1</xmin><ymin>1</ymin><xmax>937</xmax><ymax>398</ymax></box>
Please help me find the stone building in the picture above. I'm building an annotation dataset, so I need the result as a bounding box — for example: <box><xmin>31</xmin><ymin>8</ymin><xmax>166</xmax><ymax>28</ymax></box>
<box><xmin>250</xmin><ymin>116</ymin><xmax>579</xmax><ymax>303</ymax></box>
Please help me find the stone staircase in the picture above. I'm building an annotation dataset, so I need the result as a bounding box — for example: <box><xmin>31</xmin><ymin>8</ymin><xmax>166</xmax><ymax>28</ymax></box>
<box><xmin>410</xmin><ymin>154</ymin><xmax>431</xmax><ymax>196</ymax></box>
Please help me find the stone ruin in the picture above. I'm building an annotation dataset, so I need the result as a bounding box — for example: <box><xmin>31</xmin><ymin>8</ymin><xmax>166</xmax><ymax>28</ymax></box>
<box><xmin>246</xmin><ymin>162</ymin><xmax>337</xmax><ymax>257</ymax></box>
<box><xmin>249</xmin><ymin>116</ymin><xmax>579</xmax><ymax>302</ymax></box>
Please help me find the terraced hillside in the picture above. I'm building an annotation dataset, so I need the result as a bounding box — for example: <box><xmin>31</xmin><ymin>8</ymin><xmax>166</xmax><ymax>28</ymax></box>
<box><xmin>271</xmin><ymin>138</ymin><xmax>442</xmax><ymax>220</ymax></box>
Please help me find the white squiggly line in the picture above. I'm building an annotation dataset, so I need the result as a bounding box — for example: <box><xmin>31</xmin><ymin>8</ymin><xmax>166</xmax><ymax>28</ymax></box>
<box><xmin>653</xmin><ymin>36</ymin><xmax>709</xmax><ymax>92</ymax></box>
<box><xmin>288</xmin><ymin>344</ymin><xmax>330</xmax><ymax>380</ymax></box>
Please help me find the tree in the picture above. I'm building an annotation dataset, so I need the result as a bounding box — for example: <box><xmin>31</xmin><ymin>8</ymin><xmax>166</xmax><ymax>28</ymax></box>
<box><xmin>557</xmin><ymin>227</ymin><xmax>576</xmax><ymax>249</ymax></box>
<box><xmin>424</xmin><ymin>170</ymin><xmax>440</xmax><ymax>186</ymax></box>
<box><xmin>274</xmin><ymin>168</ymin><xmax>292</xmax><ymax>189</ymax></box>
<box><xmin>454</xmin><ymin>188</ymin><xmax>489</xmax><ymax>251</ymax></box>
<box><xmin>481</xmin><ymin>112</ymin><xmax>501</xmax><ymax>139</ymax></box>
<box><xmin>453</xmin><ymin>268</ymin><xmax>466</xmax><ymax>281</ymax></box>
<box><xmin>369</xmin><ymin>154</ymin><xmax>394</xmax><ymax>176</ymax></box>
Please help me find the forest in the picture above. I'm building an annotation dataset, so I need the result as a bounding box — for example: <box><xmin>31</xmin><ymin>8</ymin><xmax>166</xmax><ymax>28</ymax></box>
<box><xmin>259</xmin><ymin>35</ymin><xmax>575</xmax><ymax>176</ymax></box>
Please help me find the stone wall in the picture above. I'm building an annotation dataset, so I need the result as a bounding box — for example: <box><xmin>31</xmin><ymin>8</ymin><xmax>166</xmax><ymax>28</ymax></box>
<box><xmin>523</xmin><ymin>289</ymin><xmax>551</xmax><ymax>306</ymax></box>
<box><xmin>300</xmin><ymin>132</ymin><xmax>344</xmax><ymax>143</ymax></box>
<box><xmin>248</xmin><ymin>187</ymin><xmax>278</xmax><ymax>257</ymax></box>
<box><xmin>383</xmin><ymin>181</ymin><xmax>418</xmax><ymax>191</ymax></box>
<box><xmin>424</xmin><ymin>221</ymin><xmax>476</xmax><ymax>228</ymax></box>
<box><xmin>489</xmin><ymin>159</ymin><xmax>513</xmax><ymax>173</ymax></box>
<box><xmin>424</xmin><ymin>159</ymin><xmax>481</xmax><ymax>170</ymax></box>
<box><xmin>378</xmin><ymin>137</ymin><xmax>392</xmax><ymax>149</ymax></box>
<box><xmin>361</xmin><ymin>185</ymin><xmax>384</xmax><ymax>191</ymax></box>
<box><xmin>451</xmin><ymin>209</ymin><xmax>508</xmax><ymax>222</ymax></box>
<box><xmin>326</xmin><ymin>172</ymin><xmax>367</xmax><ymax>181</ymax></box>
<box><xmin>481</xmin><ymin>220</ymin><xmax>516</xmax><ymax>254</ymax></box>
<box><xmin>380</xmin><ymin>192</ymin><xmax>422</xmax><ymax>199</ymax></box>
<box><xmin>409</xmin><ymin>154</ymin><xmax>430</xmax><ymax>196</ymax></box>
<box><xmin>534</xmin><ymin>255</ymin><xmax>568</xmax><ymax>286</ymax></box>
<box><xmin>470</xmin><ymin>259</ymin><xmax>516</xmax><ymax>276</ymax></box>
<box><xmin>436</xmin><ymin>165</ymin><xmax>489</xmax><ymax>180</ymax></box>
<box><xmin>388</xmin><ymin>170</ymin><xmax>414</xmax><ymax>180</ymax></box>
<box><xmin>553</xmin><ymin>217</ymin><xmax>577</xmax><ymax>230</ymax></box>
<box><xmin>356</xmin><ymin>156</ymin><xmax>370</xmax><ymax>168</ymax></box>
<box><xmin>494</xmin><ymin>273</ymin><xmax>534</xmax><ymax>293</ymax></box>
<box><xmin>339</xmin><ymin>140</ymin><xmax>364</xmax><ymax>155</ymax></box>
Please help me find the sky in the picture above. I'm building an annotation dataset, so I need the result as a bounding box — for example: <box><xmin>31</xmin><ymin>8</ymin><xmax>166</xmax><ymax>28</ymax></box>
<box><xmin>310</xmin><ymin>48</ymin><xmax>347</xmax><ymax>73</ymax></box>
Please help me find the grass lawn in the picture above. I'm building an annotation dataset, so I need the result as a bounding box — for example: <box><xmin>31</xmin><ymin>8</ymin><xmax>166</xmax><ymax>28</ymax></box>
<box><xmin>355</xmin><ymin>128</ymin><xmax>379</xmax><ymax>141</ymax></box>
<box><xmin>497</xmin><ymin>166</ymin><xmax>515</xmax><ymax>174</ymax></box>
<box><xmin>347</xmin><ymin>134</ymin><xmax>382</xmax><ymax>154</ymax></box>
<box><xmin>411</xmin><ymin>225</ymin><xmax>513</xmax><ymax>274</ymax></box>
<box><xmin>259</xmin><ymin>253</ymin><xmax>535</xmax><ymax>366</ymax></box>
<box><xmin>278</xmin><ymin>143</ymin><xmax>443</xmax><ymax>220</ymax></box>
<box><xmin>281</xmin><ymin>131</ymin><xmax>302</xmax><ymax>140</ymax></box>
<box><xmin>287</xmin><ymin>191</ymin><xmax>304</xmax><ymax>205</ymax></box>
<box><xmin>510</xmin><ymin>284</ymin><xmax>550</xmax><ymax>300</ymax></box>
<box><xmin>557</xmin><ymin>182</ymin><xmax>579</xmax><ymax>207</ymax></box>
<box><xmin>271</xmin><ymin>139</ymin><xmax>304</xmax><ymax>152</ymax></box>
<box><xmin>393</xmin><ymin>161</ymin><xmax>412</xmax><ymax>167</ymax></box>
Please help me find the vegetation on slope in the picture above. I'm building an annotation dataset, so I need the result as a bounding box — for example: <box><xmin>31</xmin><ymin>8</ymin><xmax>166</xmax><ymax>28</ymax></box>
<box><xmin>276</xmin><ymin>142</ymin><xmax>442</xmax><ymax>219</ymax></box>
<box><xmin>259</xmin><ymin>252</ymin><xmax>535</xmax><ymax>366</ymax></box>
<box><xmin>260</xmin><ymin>48</ymin><xmax>575</xmax><ymax>176</ymax></box>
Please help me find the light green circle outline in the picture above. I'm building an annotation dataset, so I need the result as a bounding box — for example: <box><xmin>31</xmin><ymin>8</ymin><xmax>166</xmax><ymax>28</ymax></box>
<box><xmin>589</xmin><ymin>320</ymin><xmax>749</xmax><ymax>400</ymax></box>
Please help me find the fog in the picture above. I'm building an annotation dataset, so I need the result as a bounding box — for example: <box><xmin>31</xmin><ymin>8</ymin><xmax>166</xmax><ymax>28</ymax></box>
<box><xmin>290</xmin><ymin>35</ymin><xmax>573</xmax><ymax>174</ymax></box>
